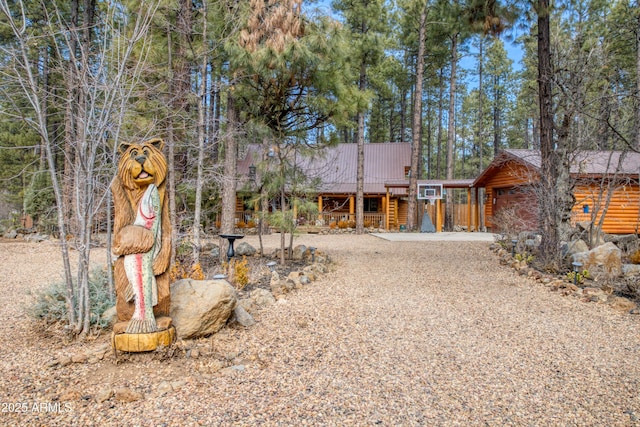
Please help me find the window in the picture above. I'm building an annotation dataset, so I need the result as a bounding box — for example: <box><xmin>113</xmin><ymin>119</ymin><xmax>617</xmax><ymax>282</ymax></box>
<box><xmin>364</xmin><ymin>198</ymin><xmax>379</xmax><ymax>212</ymax></box>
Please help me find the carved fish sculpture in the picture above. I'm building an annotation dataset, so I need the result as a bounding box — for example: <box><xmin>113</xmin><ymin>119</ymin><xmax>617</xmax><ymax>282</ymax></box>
<box><xmin>124</xmin><ymin>184</ymin><xmax>161</xmax><ymax>334</ymax></box>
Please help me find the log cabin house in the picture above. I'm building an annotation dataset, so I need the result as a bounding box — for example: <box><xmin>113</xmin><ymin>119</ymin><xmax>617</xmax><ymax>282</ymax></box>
<box><xmin>235</xmin><ymin>142</ymin><xmax>478</xmax><ymax>231</ymax></box>
<box><xmin>236</xmin><ymin>143</ymin><xmax>414</xmax><ymax>230</ymax></box>
<box><xmin>473</xmin><ymin>149</ymin><xmax>640</xmax><ymax>234</ymax></box>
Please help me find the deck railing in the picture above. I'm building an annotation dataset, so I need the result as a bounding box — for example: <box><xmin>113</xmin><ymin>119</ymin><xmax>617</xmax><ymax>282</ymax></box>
<box><xmin>315</xmin><ymin>212</ymin><xmax>386</xmax><ymax>228</ymax></box>
<box><xmin>233</xmin><ymin>211</ymin><xmax>387</xmax><ymax>228</ymax></box>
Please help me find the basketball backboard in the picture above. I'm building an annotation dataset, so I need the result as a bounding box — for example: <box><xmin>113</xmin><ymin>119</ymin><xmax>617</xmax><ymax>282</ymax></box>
<box><xmin>417</xmin><ymin>183</ymin><xmax>443</xmax><ymax>200</ymax></box>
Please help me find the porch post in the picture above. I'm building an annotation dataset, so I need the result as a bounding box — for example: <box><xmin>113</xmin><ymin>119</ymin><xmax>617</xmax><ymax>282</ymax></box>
<box><xmin>385</xmin><ymin>188</ymin><xmax>390</xmax><ymax>230</ymax></box>
<box><xmin>436</xmin><ymin>198</ymin><xmax>443</xmax><ymax>232</ymax></box>
<box><xmin>349</xmin><ymin>195</ymin><xmax>355</xmax><ymax>221</ymax></box>
<box><xmin>317</xmin><ymin>195</ymin><xmax>323</xmax><ymax>221</ymax></box>
<box><xmin>467</xmin><ymin>187</ymin><xmax>472</xmax><ymax>232</ymax></box>
<box><xmin>476</xmin><ymin>189</ymin><xmax>482</xmax><ymax>231</ymax></box>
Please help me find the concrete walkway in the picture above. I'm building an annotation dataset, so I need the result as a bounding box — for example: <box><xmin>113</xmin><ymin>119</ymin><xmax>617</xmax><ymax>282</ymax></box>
<box><xmin>371</xmin><ymin>231</ymin><xmax>496</xmax><ymax>242</ymax></box>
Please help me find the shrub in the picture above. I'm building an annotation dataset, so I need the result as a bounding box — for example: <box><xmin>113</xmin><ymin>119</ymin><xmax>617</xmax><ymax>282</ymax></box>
<box><xmin>246</xmin><ymin>220</ymin><xmax>256</xmax><ymax>228</ymax></box>
<box><xmin>566</xmin><ymin>269</ymin><xmax>590</xmax><ymax>285</ymax></box>
<box><xmin>337</xmin><ymin>220</ymin><xmax>349</xmax><ymax>229</ymax></box>
<box><xmin>170</xmin><ymin>261</ymin><xmax>205</xmax><ymax>281</ymax></box>
<box><xmin>515</xmin><ymin>253</ymin><xmax>534</xmax><ymax>264</ymax></box>
<box><xmin>329</xmin><ymin>221</ymin><xmax>337</xmax><ymax>229</ymax></box>
<box><xmin>348</xmin><ymin>220</ymin><xmax>356</xmax><ymax>228</ymax></box>
<box><xmin>630</xmin><ymin>249</ymin><xmax>640</xmax><ymax>265</ymax></box>
<box><xmin>364</xmin><ymin>220</ymin><xmax>372</xmax><ymax>228</ymax></box>
<box><xmin>232</xmin><ymin>257</ymin><xmax>250</xmax><ymax>290</ymax></box>
<box><xmin>492</xmin><ymin>206</ymin><xmax>531</xmax><ymax>236</ymax></box>
<box><xmin>29</xmin><ymin>267</ymin><xmax>113</xmax><ymax>329</ymax></box>
<box><xmin>236</xmin><ymin>221</ymin><xmax>247</xmax><ymax>229</ymax></box>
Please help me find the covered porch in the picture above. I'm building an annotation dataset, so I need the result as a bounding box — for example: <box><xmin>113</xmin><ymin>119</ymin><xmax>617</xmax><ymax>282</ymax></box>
<box><xmin>384</xmin><ymin>179</ymin><xmax>480</xmax><ymax>232</ymax></box>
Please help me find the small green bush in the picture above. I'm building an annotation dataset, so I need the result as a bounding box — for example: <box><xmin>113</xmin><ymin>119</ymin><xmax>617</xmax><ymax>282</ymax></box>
<box><xmin>29</xmin><ymin>267</ymin><xmax>114</xmax><ymax>329</ymax></box>
<box><xmin>566</xmin><ymin>269</ymin><xmax>590</xmax><ymax>285</ymax></box>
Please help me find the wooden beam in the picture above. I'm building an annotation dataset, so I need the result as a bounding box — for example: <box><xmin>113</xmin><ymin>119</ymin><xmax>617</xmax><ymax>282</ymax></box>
<box><xmin>385</xmin><ymin>189</ymin><xmax>390</xmax><ymax>230</ymax></box>
<box><xmin>467</xmin><ymin>187</ymin><xmax>472</xmax><ymax>232</ymax></box>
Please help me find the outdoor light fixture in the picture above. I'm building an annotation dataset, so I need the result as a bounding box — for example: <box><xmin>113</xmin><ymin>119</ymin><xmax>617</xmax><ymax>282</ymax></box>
<box><xmin>572</xmin><ymin>261</ymin><xmax>583</xmax><ymax>286</ymax></box>
<box><xmin>309</xmin><ymin>247</ymin><xmax>317</xmax><ymax>263</ymax></box>
<box><xmin>266</xmin><ymin>261</ymin><xmax>277</xmax><ymax>272</ymax></box>
<box><xmin>511</xmin><ymin>239</ymin><xmax>518</xmax><ymax>256</ymax></box>
<box><xmin>248</xmin><ymin>164</ymin><xmax>256</xmax><ymax>182</ymax></box>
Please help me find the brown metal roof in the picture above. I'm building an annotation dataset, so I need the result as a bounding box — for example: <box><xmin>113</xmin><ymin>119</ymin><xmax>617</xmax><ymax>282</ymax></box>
<box><xmin>474</xmin><ymin>149</ymin><xmax>640</xmax><ymax>187</ymax></box>
<box><xmin>384</xmin><ymin>179</ymin><xmax>474</xmax><ymax>188</ymax></box>
<box><xmin>238</xmin><ymin>143</ymin><xmax>412</xmax><ymax>195</ymax></box>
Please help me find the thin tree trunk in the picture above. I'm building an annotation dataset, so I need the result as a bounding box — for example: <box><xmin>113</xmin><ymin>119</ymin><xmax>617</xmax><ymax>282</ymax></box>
<box><xmin>445</xmin><ymin>33</ymin><xmax>458</xmax><ymax>231</ymax></box>
<box><xmin>220</xmin><ymin>93</ymin><xmax>238</xmax><ymax>261</ymax></box>
<box><xmin>407</xmin><ymin>5</ymin><xmax>427</xmax><ymax>231</ymax></box>
<box><xmin>355</xmin><ymin>23</ymin><xmax>366</xmax><ymax>235</ymax></box>
<box><xmin>437</xmin><ymin>68</ymin><xmax>444</xmax><ymax>179</ymax></box>
<box><xmin>636</xmin><ymin>1</ymin><xmax>640</xmax><ymax>150</ymax></box>
<box><xmin>193</xmin><ymin>3</ymin><xmax>208</xmax><ymax>264</ymax></box>
<box><xmin>211</xmin><ymin>72</ymin><xmax>221</xmax><ymax>162</ymax></box>
<box><xmin>167</xmin><ymin>25</ymin><xmax>178</xmax><ymax>265</ymax></box>
<box><xmin>493</xmin><ymin>76</ymin><xmax>500</xmax><ymax>157</ymax></box>
<box><xmin>537</xmin><ymin>0</ymin><xmax>561</xmax><ymax>268</ymax></box>
<box><xmin>476</xmin><ymin>36</ymin><xmax>484</xmax><ymax>173</ymax></box>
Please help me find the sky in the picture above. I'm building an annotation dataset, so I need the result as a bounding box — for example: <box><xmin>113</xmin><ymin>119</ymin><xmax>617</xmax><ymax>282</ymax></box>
<box><xmin>307</xmin><ymin>0</ymin><xmax>525</xmax><ymax>90</ymax></box>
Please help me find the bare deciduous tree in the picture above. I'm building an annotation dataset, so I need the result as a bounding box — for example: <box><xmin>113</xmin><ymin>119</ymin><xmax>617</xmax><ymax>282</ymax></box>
<box><xmin>0</xmin><ymin>0</ymin><xmax>158</xmax><ymax>335</ymax></box>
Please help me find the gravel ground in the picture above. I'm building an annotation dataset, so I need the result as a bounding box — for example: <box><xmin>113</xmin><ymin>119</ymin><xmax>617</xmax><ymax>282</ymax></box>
<box><xmin>1</xmin><ymin>234</ymin><xmax>640</xmax><ymax>426</ymax></box>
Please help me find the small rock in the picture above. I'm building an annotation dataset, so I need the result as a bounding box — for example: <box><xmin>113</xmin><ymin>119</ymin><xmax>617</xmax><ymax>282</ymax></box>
<box><xmin>114</xmin><ymin>387</ymin><xmax>143</xmax><ymax>403</ymax></box>
<box><xmin>190</xmin><ymin>348</ymin><xmax>200</xmax><ymax>358</ymax></box>
<box><xmin>249</xmin><ymin>288</ymin><xmax>276</xmax><ymax>309</ymax></box>
<box><xmin>95</xmin><ymin>388</ymin><xmax>113</xmax><ymax>403</ymax></box>
<box><xmin>170</xmin><ymin>380</ymin><xmax>186</xmax><ymax>391</ymax></box>
<box><xmin>220</xmin><ymin>365</ymin><xmax>245</xmax><ymax>375</ymax></box>
<box><xmin>71</xmin><ymin>354</ymin><xmax>87</xmax><ymax>364</ymax></box>
<box><xmin>583</xmin><ymin>287</ymin><xmax>607</xmax><ymax>303</ymax></box>
<box><xmin>156</xmin><ymin>381</ymin><xmax>173</xmax><ymax>396</ymax></box>
<box><xmin>58</xmin><ymin>356</ymin><xmax>72</xmax><ymax>367</ymax></box>
<box><xmin>232</xmin><ymin>304</ymin><xmax>255</xmax><ymax>327</ymax></box>
<box><xmin>299</xmin><ymin>275</ymin><xmax>311</xmax><ymax>285</ymax></box>
<box><xmin>3</xmin><ymin>230</ymin><xmax>17</xmax><ymax>239</ymax></box>
<box><xmin>287</xmin><ymin>271</ymin><xmax>301</xmax><ymax>280</ymax></box>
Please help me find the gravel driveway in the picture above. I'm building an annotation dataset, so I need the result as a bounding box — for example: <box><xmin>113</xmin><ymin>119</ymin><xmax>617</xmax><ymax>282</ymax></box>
<box><xmin>1</xmin><ymin>234</ymin><xmax>639</xmax><ymax>426</ymax></box>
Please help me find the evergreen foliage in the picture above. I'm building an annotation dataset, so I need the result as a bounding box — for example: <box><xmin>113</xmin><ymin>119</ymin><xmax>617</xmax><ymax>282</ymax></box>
<box><xmin>29</xmin><ymin>267</ymin><xmax>114</xmax><ymax>329</ymax></box>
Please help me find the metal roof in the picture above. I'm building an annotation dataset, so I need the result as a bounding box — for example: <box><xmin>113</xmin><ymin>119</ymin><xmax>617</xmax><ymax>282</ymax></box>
<box><xmin>474</xmin><ymin>149</ymin><xmax>640</xmax><ymax>187</ymax></box>
<box><xmin>238</xmin><ymin>143</ymin><xmax>413</xmax><ymax>195</ymax></box>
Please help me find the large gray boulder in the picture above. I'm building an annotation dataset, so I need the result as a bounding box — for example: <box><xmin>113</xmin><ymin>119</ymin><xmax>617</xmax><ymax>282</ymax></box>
<box><xmin>292</xmin><ymin>244</ymin><xmax>307</xmax><ymax>260</ymax></box>
<box><xmin>235</xmin><ymin>242</ymin><xmax>256</xmax><ymax>257</ymax></box>
<box><xmin>170</xmin><ymin>278</ymin><xmax>237</xmax><ymax>339</ymax></box>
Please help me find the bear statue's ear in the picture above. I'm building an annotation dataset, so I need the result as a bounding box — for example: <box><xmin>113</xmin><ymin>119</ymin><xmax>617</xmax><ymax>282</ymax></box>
<box><xmin>118</xmin><ymin>141</ymin><xmax>132</xmax><ymax>155</ymax></box>
<box><xmin>145</xmin><ymin>138</ymin><xmax>165</xmax><ymax>152</ymax></box>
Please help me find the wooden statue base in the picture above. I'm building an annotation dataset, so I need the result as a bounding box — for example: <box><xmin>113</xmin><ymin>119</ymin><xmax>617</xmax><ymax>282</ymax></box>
<box><xmin>111</xmin><ymin>316</ymin><xmax>175</xmax><ymax>353</ymax></box>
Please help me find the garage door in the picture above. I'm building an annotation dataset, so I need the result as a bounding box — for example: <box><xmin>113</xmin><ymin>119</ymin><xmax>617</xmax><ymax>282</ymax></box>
<box><xmin>494</xmin><ymin>186</ymin><xmax>538</xmax><ymax>231</ymax></box>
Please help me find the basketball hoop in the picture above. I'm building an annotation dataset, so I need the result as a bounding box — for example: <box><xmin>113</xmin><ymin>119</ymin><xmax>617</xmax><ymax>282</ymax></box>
<box><xmin>417</xmin><ymin>183</ymin><xmax>443</xmax><ymax>202</ymax></box>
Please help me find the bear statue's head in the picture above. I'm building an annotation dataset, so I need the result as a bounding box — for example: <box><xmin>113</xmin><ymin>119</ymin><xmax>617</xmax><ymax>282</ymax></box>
<box><xmin>117</xmin><ymin>138</ymin><xmax>168</xmax><ymax>191</ymax></box>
